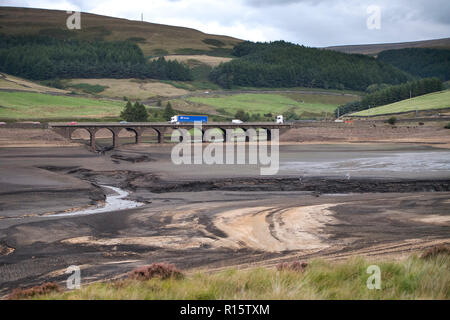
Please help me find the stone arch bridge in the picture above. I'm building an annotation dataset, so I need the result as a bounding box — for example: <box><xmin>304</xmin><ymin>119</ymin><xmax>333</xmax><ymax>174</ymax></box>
<box><xmin>49</xmin><ymin>122</ymin><xmax>292</xmax><ymax>150</ymax></box>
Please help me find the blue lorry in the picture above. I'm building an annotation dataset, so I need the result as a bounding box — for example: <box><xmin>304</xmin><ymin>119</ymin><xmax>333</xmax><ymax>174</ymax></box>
<box><xmin>170</xmin><ymin>115</ymin><xmax>208</xmax><ymax>124</ymax></box>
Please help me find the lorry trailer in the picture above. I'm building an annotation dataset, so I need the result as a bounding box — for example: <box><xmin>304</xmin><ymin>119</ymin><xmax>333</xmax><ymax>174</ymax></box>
<box><xmin>170</xmin><ymin>115</ymin><xmax>208</xmax><ymax>124</ymax></box>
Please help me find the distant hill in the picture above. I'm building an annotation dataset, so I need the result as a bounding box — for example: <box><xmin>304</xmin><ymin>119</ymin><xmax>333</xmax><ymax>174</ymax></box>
<box><xmin>0</xmin><ymin>7</ymin><xmax>242</xmax><ymax>56</ymax></box>
<box><xmin>325</xmin><ymin>38</ymin><xmax>450</xmax><ymax>56</ymax></box>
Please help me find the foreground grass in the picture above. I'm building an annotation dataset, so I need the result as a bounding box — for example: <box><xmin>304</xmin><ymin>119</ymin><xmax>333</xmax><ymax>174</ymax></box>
<box><xmin>0</xmin><ymin>91</ymin><xmax>126</xmax><ymax>120</ymax></box>
<box><xmin>352</xmin><ymin>90</ymin><xmax>450</xmax><ymax>116</ymax></box>
<box><xmin>29</xmin><ymin>255</ymin><xmax>449</xmax><ymax>300</ymax></box>
<box><xmin>187</xmin><ymin>93</ymin><xmax>350</xmax><ymax>118</ymax></box>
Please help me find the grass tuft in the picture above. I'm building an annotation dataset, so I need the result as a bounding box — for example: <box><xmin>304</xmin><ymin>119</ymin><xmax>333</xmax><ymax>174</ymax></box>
<box><xmin>276</xmin><ymin>261</ymin><xmax>308</xmax><ymax>272</ymax></box>
<box><xmin>420</xmin><ymin>245</ymin><xmax>450</xmax><ymax>259</ymax></box>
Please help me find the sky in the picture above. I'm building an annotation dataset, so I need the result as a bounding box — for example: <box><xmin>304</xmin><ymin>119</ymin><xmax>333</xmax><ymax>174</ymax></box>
<box><xmin>1</xmin><ymin>0</ymin><xmax>449</xmax><ymax>47</ymax></box>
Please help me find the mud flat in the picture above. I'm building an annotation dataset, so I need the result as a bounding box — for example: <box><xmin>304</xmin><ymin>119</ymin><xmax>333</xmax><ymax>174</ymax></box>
<box><xmin>0</xmin><ymin>143</ymin><xmax>449</xmax><ymax>294</ymax></box>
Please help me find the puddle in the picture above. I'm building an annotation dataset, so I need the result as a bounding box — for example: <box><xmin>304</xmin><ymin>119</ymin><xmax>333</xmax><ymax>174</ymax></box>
<box><xmin>280</xmin><ymin>151</ymin><xmax>450</xmax><ymax>177</ymax></box>
<box><xmin>47</xmin><ymin>186</ymin><xmax>144</xmax><ymax>217</ymax></box>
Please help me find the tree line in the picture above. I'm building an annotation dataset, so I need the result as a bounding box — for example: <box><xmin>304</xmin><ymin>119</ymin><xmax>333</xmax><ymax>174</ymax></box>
<box><xmin>336</xmin><ymin>78</ymin><xmax>444</xmax><ymax>116</ymax></box>
<box><xmin>378</xmin><ymin>48</ymin><xmax>450</xmax><ymax>81</ymax></box>
<box><xmin>209</xmin><ymin>41</ymin><xmax>411</xmax><ymax>90</ymax></box>
<box><xmin>0</xmin><ymin>34</ymin><xmax>192</xmax><ymax>81</ymax></box>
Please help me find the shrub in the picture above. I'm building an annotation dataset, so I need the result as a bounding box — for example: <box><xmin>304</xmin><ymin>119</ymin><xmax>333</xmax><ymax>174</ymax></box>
<box><xmin>69</xmin><ymin>83</ymin><xmax>108</xmax><ymax>95</ymax></box>
<box><xmin>120</xmin><ymin>101</ymin><xmax>148</xmax><ymax>122</ymax></box>
<box><xmin>284</xmin><ymin>110</ymin><xmax>300</xmax><ymax>120</ymax></box>
<box><xmin>387</xmin><ymin>116</ymin><xmax>397</xmax><ymax>125</ymax></box>
<box><xmin>163</xmin><ymin>102</ymin><xmax>176</xmax><ymax>121</ymax></box>
<box><xmin>127</xmin><ymin>37</ymin><xmax>146</xmax><ymax>43</ymax></box>
<box><xmin>40</xmin><ymin>79</ymin><xmax>64</xmax><ymax>89</ymax></box>
<box><xmin>276</xmin><ymin>261</ymin><xmax>308</xmax><ymax>272</ymax></box>
<box><xmin>234</xmin><ymin>109</ymin><xmax>250</xmax><ymax>122</ymax></box>
<box><xmin>420</xmin><ymin>245</ymin><xmax>450</xmax><ymax>259</ymax></box>
<box><xmin>444</xmin><ymin>123</ymin><xmax>450</xmax><ymax>129</ymax></box>
<box><xmin>128</xmin><ymin>263</ymin><xmax>183</xmax><ymax>281</ymax></box>
<box><xmin>202</xmin><ymin>38</ymin><xmax>225</xmax><ymax>47</ymax></box>
<box><xmin>152</xmin><ymin>48</ymin><xmax>169</xmax><ymax>56</ymax></box>
<box><xmin>216</xmin><ymin>108</ymin><xmax>231</xmax><ymax>115</ymax></box>
<box><xmin>8</xmin><ymin>282</ymin><xmax>61</xmax><ymax>300</ymax></box>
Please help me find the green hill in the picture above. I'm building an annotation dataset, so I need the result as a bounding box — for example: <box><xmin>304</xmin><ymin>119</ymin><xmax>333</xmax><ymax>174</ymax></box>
<box><xmin>351</xmin><ymin>90</ymin><xmax>450</xmax><ymax>116</ymax></box>
<box><xmin>210</xmin><ymin>41</ymin><xmax>411</xmax><ymax>91</ymax></box>
<box><xmin>378</xmin><ymin>48</ymin><xmax>450</xmax><ymax>81</ymax></box>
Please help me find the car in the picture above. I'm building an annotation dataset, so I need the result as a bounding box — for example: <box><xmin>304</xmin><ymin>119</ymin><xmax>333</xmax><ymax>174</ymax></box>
<box><xmin>0</xmin><ymin>122</ymin><xmax>6</xmax><ymax>126</ymax></box>
<box><xmin>119</xmin><ymin>121</ymin><xmax>128</xmax><ymax>124</ymax></box>
<box><xmin>232</xmin><ymin>119</ymin><xmax>243</xmax><ymax>124</ymax></box>
<box><xmin>68</xmin><ymin>121</ymin><xmax>78</xmax><ymax>125</ymax></box>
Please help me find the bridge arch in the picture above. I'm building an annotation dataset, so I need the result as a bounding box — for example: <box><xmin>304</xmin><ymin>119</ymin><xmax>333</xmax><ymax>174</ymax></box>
<box><xmin>117</xmin><ymin>128</ymin><xmax>138</xmax><ymax>145</ymax></box>
<box><xmin>94</xmin><ymin>128</ymin><xmax>115</xmax><ymax>150</ymax></box>
<box><xmin>170</xmin><ymin>128</ymin><xmax>185</xmax><ymax>142</ymax></box>
<box><xmin>204</xmin><ymin>127</ymin><xmax>226</xmax><ymax>142</ymax></box>
<box><xmin>261</xmin><ymin>128</ymin><xmax>272</xmax><ymax>141</ymax></box>
<box><xmin>188</xmin><ymin>127</ymin><xmax>204</xmax><ymax>142</ymax></box>
<box><xmin>243</xmin><ymin>128</ymin><xmax>259</xmax><ymax>142</ymax></box>
<box><xmin>249</xmin><ymin>127</ymin><xmax>270</xmax><ymax>141</ymax></box>
<box><xmin>225</xmin><ymin>128</ymin><xmax>246</xmax><ymax>142</ymax></box>
<box><xmin>141</xmin><ymin>127</ymin><xmax>162</xmax><ymax>143</ymax></box>
<box><xmin>70</xmin><ymin>128</ymin><xmax>92</xmax><ymax>146</ymax></box>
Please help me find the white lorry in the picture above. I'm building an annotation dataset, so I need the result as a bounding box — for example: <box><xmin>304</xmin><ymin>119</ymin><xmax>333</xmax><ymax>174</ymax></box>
<box><xmin>276</xmin><ymin>115</ymin><xmax>284</xmax><ymax>124</ymax></box>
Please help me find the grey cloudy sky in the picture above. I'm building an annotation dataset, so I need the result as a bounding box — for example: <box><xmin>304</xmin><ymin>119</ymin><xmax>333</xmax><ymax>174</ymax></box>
<box><xmin>2</xmin><ymin>0</ymin><xmax>449</xmax><ymax>46</ymax></box>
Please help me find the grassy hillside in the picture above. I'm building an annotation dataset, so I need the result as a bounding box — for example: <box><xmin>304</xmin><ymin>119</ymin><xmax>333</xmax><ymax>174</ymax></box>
<box><xmin>185</xmin><ymin>92</ymin><xmax>356</xmax><ymax>118</ymax></box>
<box><xmin>12</xmin><ymin>252</ymin><xmax>450</xmax><ymax>300</ymax></box>
<box><xmin>351</xmin><ymin>90</ymin><xmax>450</xmax><ymax>116</ymax></box>
<box><xmin>326</xmin><ymin>37</ymin><xmax>450</xmax><ymax>55</ymax></box>
<box><xmin>66</xmin><ymin>78</ymin><xmax>190</xmax><ymax>100</ymax></box>
<box><xmin>0</xmin><ymin>91</ymin><xmax>127</xmax><ymax>120</ymax></box>
<box><xmin>0</xmin><ymin>7</ymin><xmax>242</xmax><ymax>56</ymax></box>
